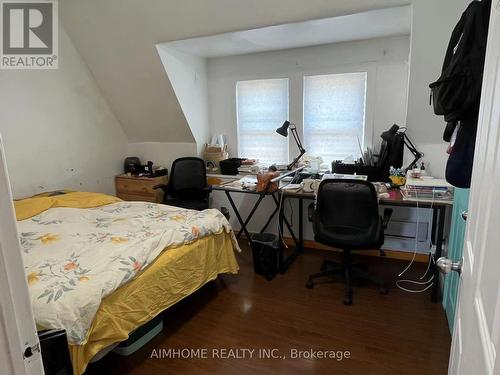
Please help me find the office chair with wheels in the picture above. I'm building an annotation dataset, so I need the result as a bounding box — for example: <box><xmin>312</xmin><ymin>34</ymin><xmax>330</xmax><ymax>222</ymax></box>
<box><xmin>306</xmin><ymin>179</ymin><xmax>392</xmax><ymax>305</ymax></box>
<box><xmin>153</xmin><ymin>157</ymin><xmax>211</xmax><ymax>210</ymax></box>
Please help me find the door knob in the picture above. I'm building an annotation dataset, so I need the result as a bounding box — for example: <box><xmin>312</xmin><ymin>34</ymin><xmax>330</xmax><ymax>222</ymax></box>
<box><xmin>461</xmin><ymin>210</ymin><xmax>468</xmax><ymax>221</ymax></box>
<box><xmin>436</xmin><ymin>257</ymin><xmax>462</xmax><ymax>275</ymax></box>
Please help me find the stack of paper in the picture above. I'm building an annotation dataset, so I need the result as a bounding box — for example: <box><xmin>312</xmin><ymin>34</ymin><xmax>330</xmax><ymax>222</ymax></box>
<box><xmin>402</xmin><ymin>177</ymin><xmax>453</xmax><ymax>200</ymax></box>
<box><xmin>237</xmin><ymin>159</ymin><xmax>260</xmax><ymax>174</ymax></box>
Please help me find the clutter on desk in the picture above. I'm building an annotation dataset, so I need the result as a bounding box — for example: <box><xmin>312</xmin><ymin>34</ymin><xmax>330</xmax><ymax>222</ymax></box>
<box><xmin>331</xmin><ymin>161</ymin><xmax>381</xmax><ymax>182</ymax></box>
<box><xmin>237</xmin><ymin>159</ymin><xmax>260</xmax><ymax>174</ymax></box>
<box><xmin>301</xmin><ymin>178</ymin><xmax>320</xmax><ymax>193</ymax></box>
<box><xmin>204</xmin><ymin>143</ymin><xmax>229</xmax><ymax>172</ymax></box>
<box><xmin>123</xmin><ymin>157</ymin><xmax>168</xmax><ymax>177</ymax></box>
<box><xmin>389</xmin><ymin>166</ymin><xmax>406</xmax><ymax>187</ymax></box>
<box><xmin>372</xmin><ymin>182</ymin><xmax>390</xmax><ymax>199</ymax></box>
<box><xmin>280</xmin><ymin>183</ymin><xmax>302</xmax><ymax>190</ymax></box>
<box><xmin>301</xmin><ymin>154</ymin><xmax>323</xmax><ymax>173</ymax></box>
<box><xmin>256</xmin><ymin>171</ymin><xmax>280</xmax><ymax>193</ymax></box>
<box><xmin>218</xmin><ymin>157</ymin><xmax>260</xmax><ymax>175</ymax></box>
<box><xmin>221</xmin><ymin>176</ymin><xmax>257</xmax><ymax>190</ymax></box>
<box><xmin>322</xmin><ymin>173</ymin><xmax>368</xmax><ymax>181</ymax></box>
<box><xmin>219</xmin><ymin>158</ymin><xmax>243</xmax><ymax>175</ymax></box>
<box><xmin>401</xmin><ymin>176</ymin><xmax>453</xmax><ymax>201</ymax></box>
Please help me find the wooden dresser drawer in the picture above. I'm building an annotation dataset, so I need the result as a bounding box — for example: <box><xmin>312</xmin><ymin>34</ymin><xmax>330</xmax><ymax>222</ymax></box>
<box><xmin>116</xmin><ymin>178</ymin><xmax>158</xmax><ymax>195</ymax></box>
<box><xmin>115</xmin><ymin>174</ymin><xmax>167</xmax><ymax>203</ymax></box>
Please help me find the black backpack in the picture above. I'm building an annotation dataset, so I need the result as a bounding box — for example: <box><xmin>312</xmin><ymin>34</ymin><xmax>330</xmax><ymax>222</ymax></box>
<box><xmin>430</xmin><ymin>0</ymin><xmax>491</xmax><ymax>188</ymax></box>
<box><xmin>429</xmin><ymin>0</ymin><xmax>491</xmax><ymax>123</ymax></box>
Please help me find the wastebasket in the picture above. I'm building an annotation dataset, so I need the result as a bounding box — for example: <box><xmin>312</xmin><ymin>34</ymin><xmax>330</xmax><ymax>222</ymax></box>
<box><xmin>251</xmin><ymin>233</ymin><xmax>279</xmax><ymax>281</ymax></box>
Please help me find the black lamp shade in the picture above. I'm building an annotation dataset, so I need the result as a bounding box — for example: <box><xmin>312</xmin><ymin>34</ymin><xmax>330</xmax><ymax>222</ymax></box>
<box><xmin>381</xmin><ymin>124</ymin><xmax>399</xmax><ymax>142</ymax></box>
<box><xmin>276</xmin><ymin>121</ymin><xmax>290</xmax><ymax>137</ymax></box>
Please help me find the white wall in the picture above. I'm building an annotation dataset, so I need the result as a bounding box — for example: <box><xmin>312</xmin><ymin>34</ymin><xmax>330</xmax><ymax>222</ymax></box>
<box><xmin>157</xmin><ymin>45</ymin><xmax>211</xmax><ymax>155</ymax></box>
<box><xmin>207</xmin><ymin>35</ymin><xmax>410</xmax><ymax>161</ymax></box>
<box><xmin>62</xmin><ymin>0</ymin><xmax>409</xmax><ymax>147</ymax></box>
<box><xmin>0</xmin><ymin>29</ymin><xmax>127</xmax><ymax>199</ymax></box>
<box><xmin>406</xmin><ymin>0</ymin><xmax>471</xmax><ymax>177</ymax></box>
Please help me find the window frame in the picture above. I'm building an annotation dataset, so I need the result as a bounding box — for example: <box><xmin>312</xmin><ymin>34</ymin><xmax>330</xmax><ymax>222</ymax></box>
<box><xmin>234</xmin><ymin>76</ymin><xmax>290</xmax><ymax>164</ymax></box>
<box><xmin>232</xmin><ymin>64</ymin><xmax>375</xmax><ymax>165</ymax></box>
<box><xmin>299</xmin><ymin>64</ymin><xmax>375</xmax><ymax>162</ymax></box>
<box><xmin>301</xmin><ymin>69</ymin><xmax>371</xmax><ymax>163</ymax></box>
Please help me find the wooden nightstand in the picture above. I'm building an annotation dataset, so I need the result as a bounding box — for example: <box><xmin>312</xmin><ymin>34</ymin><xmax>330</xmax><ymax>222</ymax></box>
<box><xmin>115</xmin><ymin>174</ymin><xmax>168</xmax><ymax>203</ymax></box>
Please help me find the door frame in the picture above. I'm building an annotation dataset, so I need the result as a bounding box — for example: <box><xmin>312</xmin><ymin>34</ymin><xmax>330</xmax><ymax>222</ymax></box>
<box><xmin>0</xmin><ymin>134</ymin><xmax>44</xmax><ymax>375</ymax></box>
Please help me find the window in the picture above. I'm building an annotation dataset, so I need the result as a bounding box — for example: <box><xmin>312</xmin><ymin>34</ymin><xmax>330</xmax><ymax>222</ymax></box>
<box><xmin>236</xmin><ymin>78</ymin><xmax>289</xmax><ymax>164</ymax></box>
<box><xmin>303</xmin><ymin>72</ymin><xmax>367</xmax><ymax>163</ymax></box>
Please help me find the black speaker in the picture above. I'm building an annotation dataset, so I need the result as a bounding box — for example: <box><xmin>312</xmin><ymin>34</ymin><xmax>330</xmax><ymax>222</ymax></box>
<box><xmin>38</xmin><ymin>329</ymin><xmax>73</xmax><ymax>375</ymax></box>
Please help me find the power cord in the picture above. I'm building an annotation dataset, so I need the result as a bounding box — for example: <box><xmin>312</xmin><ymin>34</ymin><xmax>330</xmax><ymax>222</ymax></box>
<box><xmin>395</xmin><ymin>187</ymin><xmax>436</xmax><ymax>293</ymax></box>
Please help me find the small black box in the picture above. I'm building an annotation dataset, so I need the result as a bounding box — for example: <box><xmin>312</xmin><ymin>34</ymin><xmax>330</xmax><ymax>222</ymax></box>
<box><xmin>38</xmin><ymin>329</ymin><xmax>73</xmax><ymax>375</ymax></box>
<box><xmin>220</xmin><ymin>158</ymin><xmax>245</xmax><ymax>175</ymax></box>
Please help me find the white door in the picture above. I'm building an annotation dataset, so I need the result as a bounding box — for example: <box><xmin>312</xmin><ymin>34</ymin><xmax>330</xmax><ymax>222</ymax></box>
<box><xmin>0</xmin><ymin>134</ymin><xmax>44</xmax><ymax>375</ymax></box>
<box><xmin>447</xmin><ymin>3</ymin><xmax>500</xmax><ymax>374</ymax></box>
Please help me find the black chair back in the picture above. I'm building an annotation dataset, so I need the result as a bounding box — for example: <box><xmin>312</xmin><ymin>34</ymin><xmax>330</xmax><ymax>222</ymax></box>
<box><xmin>168</xmin><ymin>157</ymin><xmax>207</xmax><ymax>198</ymax></box>
<box><xmin>313</xmin><ymin>179</ymin><xmax>382</xmax><ymax>250</ymax></box>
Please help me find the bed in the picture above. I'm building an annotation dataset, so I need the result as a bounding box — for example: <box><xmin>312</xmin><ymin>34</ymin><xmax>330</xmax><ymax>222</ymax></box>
<box><xmin>14</xmin><ymin>192</ymin><xmax>240</xmax><ymax>374</ymax></box>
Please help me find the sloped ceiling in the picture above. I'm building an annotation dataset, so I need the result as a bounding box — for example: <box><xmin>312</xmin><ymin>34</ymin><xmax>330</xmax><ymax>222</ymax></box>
<box><xmin>61</xmin><ymin>0</ymin><xmax>410</xmax><ymax>144</ymax></box>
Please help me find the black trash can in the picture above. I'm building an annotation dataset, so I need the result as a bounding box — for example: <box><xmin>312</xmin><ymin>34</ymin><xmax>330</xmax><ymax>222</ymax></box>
<box><xmin>251</xmin><ymin>233</ymin><xmax>279</xmax><ymax>281</ymax></box>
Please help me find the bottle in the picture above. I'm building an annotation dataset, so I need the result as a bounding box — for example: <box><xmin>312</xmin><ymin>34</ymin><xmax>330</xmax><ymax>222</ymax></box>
<box><xmin>420</xmin><ymin>162</ymin><xmax>426</xmax><ymax>176</ymax></box>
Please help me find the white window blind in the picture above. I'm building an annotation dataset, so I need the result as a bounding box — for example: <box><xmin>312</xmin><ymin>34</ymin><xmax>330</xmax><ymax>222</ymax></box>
<box><xmin>303</xmin><ymin>72</ymin><xmax>367</xmax><ymax>164</ymax></box>
<box><xmin>236</xmin><ymin>78</ymin><xmax>289</xmax><ymax>164</ymax></box>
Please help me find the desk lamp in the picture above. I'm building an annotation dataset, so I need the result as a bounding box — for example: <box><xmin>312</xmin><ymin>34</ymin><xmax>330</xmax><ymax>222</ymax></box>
<box><xmin>276</xmin><ymin>121</ymin><xmax>306</xmax><ymax>170</ymax></box>
<box><xmin>381</xmin><ymin>124</ymin><xmax>423</xmax><ymax>171</ymax></box>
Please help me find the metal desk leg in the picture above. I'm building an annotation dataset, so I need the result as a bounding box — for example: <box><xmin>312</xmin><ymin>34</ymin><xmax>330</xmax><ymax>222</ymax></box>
<box><xmin>237</xmin><ymin>193</ymin><xmax>266</xmax><ymax>240</ymax></box>
<box><xmin>278</xmin><ymin>195</ymin><xmax>285</xmax><ymax>272</ymax></box>
<box><xmin>431</xmin><ymin>205</ymin><xmax>447</xmax><ymax>303</ymax></box>
<box><xmin>260</xmin><ymin>194</ymin><xmax>279</xmax><ymax>233</ymax></box>
<box><xmin>277</xmin><ymin>194</ymin><xmax>301</xmax><ymax>273</ymax></box>
<box><xmin>224</xmin><ymin>190</ymin><xmax>253</xmax><ymax>242</ymax></box>
<box><xmin>271</xmin><ymin>194</ymin><xmax>298</xmax><ymax>246</ymax></box>
<box><xmin>298</xmin><ymin>197</ymin><xmax>304</xmax><ymax>252</ymax></box>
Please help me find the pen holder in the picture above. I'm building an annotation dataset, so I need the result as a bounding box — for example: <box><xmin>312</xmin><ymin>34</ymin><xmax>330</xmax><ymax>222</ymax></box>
<box><xmin>389</xmin><ymin>175</ymin><xmax>406</xmax><ymax>186</ymax></box>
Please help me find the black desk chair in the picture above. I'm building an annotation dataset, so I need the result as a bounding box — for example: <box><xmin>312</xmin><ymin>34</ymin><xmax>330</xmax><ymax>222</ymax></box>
<box><xmin>306</xmin><ymin>179</ymin><xmax>392</xmax><ymax>305</ymax></box>
<box><xmin>154</xmin><ymin>157</ymin><xmax>211</xmax><ymax>211</ymax></box>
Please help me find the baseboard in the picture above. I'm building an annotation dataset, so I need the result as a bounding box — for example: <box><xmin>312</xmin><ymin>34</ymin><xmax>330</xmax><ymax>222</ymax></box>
<box><xmin>282</xmin><ymin>237</ymin><xmax>429</xmax><ymax>263</ymax></box>
<box><xmin>237</xmin><ymin>233</ymin><xmax>429</xmax><ymax>263</ymax></box>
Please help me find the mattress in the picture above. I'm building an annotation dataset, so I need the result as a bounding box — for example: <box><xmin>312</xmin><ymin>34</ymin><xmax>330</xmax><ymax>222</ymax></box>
<box><xmin>14</xmin><ymin>192</ymin><xmax>239</xmax><ymax>374</ymax></box>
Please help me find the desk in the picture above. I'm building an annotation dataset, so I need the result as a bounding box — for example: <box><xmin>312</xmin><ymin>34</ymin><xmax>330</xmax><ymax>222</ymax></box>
<box><xmin>212</xmin><ymin>170</ymin><xmax>303</xmax><ymax>273</ymax></box>
<box><xmin>280</xmin><ymin>188</ymin><xmax>452</xmax><ymax>303</ymax></box>
<box><xmin>212</xmin><ymin>185</ymin><xmax>298</xmax><ymax>250</ymax></box>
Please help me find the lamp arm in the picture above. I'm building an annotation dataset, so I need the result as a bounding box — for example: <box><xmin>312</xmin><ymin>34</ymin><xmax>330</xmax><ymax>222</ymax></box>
<box><xmin>290</xmin><ymin>127</ymin><xmax>305</xmax><ymax>152</ymax></box>
<box><xmin>287</xmin><ymin>126</ymin><xmax>306</xmax><ymax>170</ymax></box>
<box><xmin>403</xmin><ymin>134</ymin><xmax>423</xmax><ymax>170</ymax></box>
<box><xmin>287</xmin><ymin>149</ymin><xmax>306</xmax><ymax>170</ymax></box>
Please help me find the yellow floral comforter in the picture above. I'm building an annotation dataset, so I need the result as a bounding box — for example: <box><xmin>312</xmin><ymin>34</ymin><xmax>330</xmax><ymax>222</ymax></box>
<box><xmin>17</xmin><ymin>196</ymin><xmax>239</xmax><ymax>345</ymax></box>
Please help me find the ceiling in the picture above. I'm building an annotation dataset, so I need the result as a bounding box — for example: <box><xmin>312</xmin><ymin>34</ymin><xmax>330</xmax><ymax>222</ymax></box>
<box><xmin>61</xmin><ymin>0</ymin><xmax>411</xmax><ymax>144</ymax></box>
<box><xmin>163</xmin><ymin>6</ymin><xmax>411</xmax><ymax>58</ymax></box>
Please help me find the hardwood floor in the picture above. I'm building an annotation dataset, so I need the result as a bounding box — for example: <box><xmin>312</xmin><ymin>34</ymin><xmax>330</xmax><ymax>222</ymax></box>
<box><xmin>85</xmin><ymin>244</ymin><xmax>451</xmax><ymax>375</ymax></box>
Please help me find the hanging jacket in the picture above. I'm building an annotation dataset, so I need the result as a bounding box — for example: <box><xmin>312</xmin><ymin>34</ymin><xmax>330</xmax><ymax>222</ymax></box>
<box><xmin>429</xmin><ymin>0</ymin><xmax>491</xmax><ymax>188</ymax></box>
<box><xmin>429</xmin><ymin>0</ymin><xmax>491</xmax><ymax>124</ymax></box>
